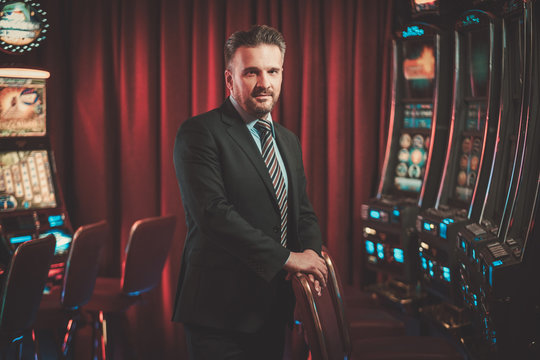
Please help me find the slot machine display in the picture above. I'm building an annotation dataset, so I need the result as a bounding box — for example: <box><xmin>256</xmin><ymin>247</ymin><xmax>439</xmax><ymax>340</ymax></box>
<box><xmin>416</xmin><ymin>8</ymin><xmax>502</xmax><ymax>329</ymax></box>
<box><xmin>456</xmin><ymin>1</ymin><xmax>540</xmax><ymax>358</ymax></box>
<box><xmin>361</xmin><ymin>18</ymin><xmax>451</xmax><ymax>304</ymax></box>
<box><xmin>0</xmin><ymin>68</ymin><xmax>72</xmax><ymax>284</ymax></box>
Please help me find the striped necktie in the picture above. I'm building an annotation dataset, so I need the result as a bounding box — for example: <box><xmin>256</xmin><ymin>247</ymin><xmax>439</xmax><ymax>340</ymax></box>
<box><xmin>255</xmin><ymin>120</ymin><xmax>288</xmax><ymax>247</ymax></box>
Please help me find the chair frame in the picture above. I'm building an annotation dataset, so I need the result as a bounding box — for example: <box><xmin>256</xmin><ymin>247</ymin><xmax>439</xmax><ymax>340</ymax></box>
<box><xmin>321</xmin><ymin>250</ymin><xmax>353</xmax><ymax>356</ymax></box>
<box><xmin>292</xmin><ymin>273</ymin><xmax>331</xmax><ymax>360</ymax></box>
<box><xmin>0</xmin><ymin>235</ymin><xmax>56</xmax><ymax>360</ymax></box>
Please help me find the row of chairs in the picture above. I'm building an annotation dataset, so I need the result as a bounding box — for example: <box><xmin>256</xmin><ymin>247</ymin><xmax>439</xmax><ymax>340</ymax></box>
<box><xmin>0</xmin><ymin>215</ymin><xmax>176</xmax><ymax>359</ymax></box>
<box><xmin>292</xmin><ymin>249</ymin><xmax>465</xmax><ymax>360</ymax></box>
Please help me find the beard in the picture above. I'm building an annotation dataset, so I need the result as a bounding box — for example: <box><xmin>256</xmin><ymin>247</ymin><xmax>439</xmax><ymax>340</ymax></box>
<box><xmin>236</xmin><ymin>87</ymin><xmax>279</xmax><ymax>118</ymax></box>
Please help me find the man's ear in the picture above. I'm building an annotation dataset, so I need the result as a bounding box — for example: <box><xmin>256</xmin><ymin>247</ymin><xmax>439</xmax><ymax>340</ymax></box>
<box><xmin>224</xmin><ymin>69</ymin><xmax>233</xmax><ymax>93</ymax></box>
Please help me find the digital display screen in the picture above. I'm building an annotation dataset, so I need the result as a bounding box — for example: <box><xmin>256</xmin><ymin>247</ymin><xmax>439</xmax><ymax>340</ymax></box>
<box><xmin>0</xmin><ymin>77</ymin><xmax>46</xmax><ymax>137</ymax></box>
<box><xmin>40</xmin><ymin>229</ymin><xmax>72</xmax><ymax>256</ymax></box>
<box><xmin>394</xmin><ymin>131</ymin><xmax>430</xmax><ymax>193</ymax></box>
<box><xmin>467</xmin><ymin>29</ymin><xmax>490</xmax><ymax>98</ymax></box>
<box><xmin>454</xmin><ymin>132</ymin><xmax>483</xmax><ymax>203</ymax></box>
<box><xmin>403</xmin><ymin>103</ymin><xmax>433</xmax><ymax>129</ymax></box>
<box><xmin>0</xmin><ymin>150</ymin><xmax>57</xmax><ymax>211</ymax></box>
<box><xmin>412</xmin><ymin>0</ymin><xmax>439</xmax><ymax>13</ymax></box>
<box><xmin>402</xmin><ymin>40</ymin><xmax>436</xmax><ymax>99</ymax></box>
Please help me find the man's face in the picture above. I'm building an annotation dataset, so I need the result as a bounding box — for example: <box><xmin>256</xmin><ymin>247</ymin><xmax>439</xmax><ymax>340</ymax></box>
<box><xmin>225</xmin><ymin>44</ymin><xmax>283</xmax><ymax>119</ymax></box>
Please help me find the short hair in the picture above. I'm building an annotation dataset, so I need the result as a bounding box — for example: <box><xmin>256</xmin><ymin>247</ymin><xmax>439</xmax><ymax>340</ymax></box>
<box><xmin>224</xmin><ymin>25</ymin><xmax>286</xmax><ymax>69</ymax></box>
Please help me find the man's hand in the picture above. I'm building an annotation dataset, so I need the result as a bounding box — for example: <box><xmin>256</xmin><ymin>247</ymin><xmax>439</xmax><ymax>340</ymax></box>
<box><xmin>283</xmin><ymin>249</ymin><xmax>328</xmax><ymax>295</ymax></box>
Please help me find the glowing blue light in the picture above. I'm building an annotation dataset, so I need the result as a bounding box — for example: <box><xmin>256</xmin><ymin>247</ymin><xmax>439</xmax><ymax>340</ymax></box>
<box><xmin>369</xmin><ymin>210</ymin><xmax>381</xmax><ymax>219</ymax></box>
<box><xmin>423</xmin><ymin>221</ymin><xmax>434</xmax><ymax>232</ymax></box>
<box><xmin>443</xmin><ymin>267</ymin><xmax>451</xmax><ymax>282</ymax></box>
<box><xmin>421</xmin><ymin>257</ymin><xmax>428</xmax><ymax>270</ymax></box>
<box><xmin>402</xmin><ymin>25</ymin><xmax>425</xmax><ymax>38</ymax></box>
<box><xmin>48</xmin><ymin>215</ymin><xmax>64</xmax><ymax>227</ymax></box>
<box><xmin>10</xmin><ymin>235</ymin><xmax>32</xmax><ymax>244</ymax></box>
<box><xmin>442</xmin><ymin>218</ymin><xmax>454</xmax><ymax>224</ymax></box>
<box><xmin>393</xmin><ymin>248</ymin><xmax>404</xmax><ymax>263</ymax></box>
<box><xmin>40</xmin><ymin>230</ymin><xmax>73</xmax><ymax>255</ymax></box>
<box><xmin>462</xmin><ymin>14</ymin><xmax>481</xmax><ymax>27</ymax></box>
<box><xmin>472</xmin><ymin>249</ymin><xmax>476</xmax><ymax>260</ymax></box>
<box><xmin>492</xmin><ymin>260</ymin><xmax>503</xmax><ymax>267</ymax></box>
<box><xmin>393</xmin><ymin>209</ymin><xmax>400</xmax><ymax>217</ymax></box>
<box><xmin>439</xmin><ymin>223</ymin><xmax>447</xmax><ymax>239</ymax></box>
<box><xmin>460</xmin><ymin>239</ymin><xmax>467</xmax><ymax>252</ymax></box>
<box><xmin>365</xmin><ymin>240</ymin><xmax>375</xmax><ymax>255</ymax></box>
<box><xmin>377</xmin><ymin>243</ymin><xmax>385</xmax><ymax>260</ymax></box>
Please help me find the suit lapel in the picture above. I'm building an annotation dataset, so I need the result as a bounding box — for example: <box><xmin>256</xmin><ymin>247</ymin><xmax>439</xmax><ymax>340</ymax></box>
<box><xmin>221</xmin><ymin>100</ymin><xmax>280</xmax><ymax>212</ymax></box>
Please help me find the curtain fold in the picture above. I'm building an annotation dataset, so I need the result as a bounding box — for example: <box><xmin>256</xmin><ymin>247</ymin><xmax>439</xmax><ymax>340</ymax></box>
<box><xmin>0</xmin><ymin>0</ymin><xmax>392</xmax><ymax>357</ymax></box>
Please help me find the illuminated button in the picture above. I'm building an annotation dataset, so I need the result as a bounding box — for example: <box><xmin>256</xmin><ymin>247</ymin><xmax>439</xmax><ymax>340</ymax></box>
<box><xmin>369</xmin><ymin>210</ymin><xmax>381</xmax><ymax>220</ymax></box>
<box><xmin>439</xmin><ymin>222</ymin><xmax>447</xmax><ymax>239</ymax></box>
<box><xmin>364</xmin><ymin>227</ymin><xmax>377</xmax><ymax>236</ymax></box>
<box><xmin>393</xmin><ymin>248</ymin><xmax>404</xmax><ymax>263</ymax></box>
<box><xmin>423</xmin><ymin>221</ymin><xmax>436</xmax><ymax>233</ymax></box>
<box><xmin>492</xmin><ymin>260</ymin><xmax>503</xmax><ymax>267</ymax></box>
<box><xmin>377</xmin><ymin>244</ymin><xmax>385</xmax><ymax>260</ymax></box>
<box><xmin>365</xmin><ymin>240</ymin><xmax>375</xmax><ymax>255</ymax></box>
<box><xmin>443</xmin><ymin>267</ymin><xmax>451</xmax><ymax>282</ymax></box>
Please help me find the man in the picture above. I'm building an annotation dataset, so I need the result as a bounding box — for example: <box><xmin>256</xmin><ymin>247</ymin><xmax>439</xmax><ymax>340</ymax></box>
<box><xmin>173</xmin><ymin>25</ymin><xmax>327</xmax><ymax>360</ymax></box>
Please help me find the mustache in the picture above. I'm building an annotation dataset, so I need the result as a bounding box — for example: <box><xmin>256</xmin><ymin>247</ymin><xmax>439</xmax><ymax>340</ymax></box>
<box><xmin>251</xmin><ymin>88</ymin><xmax>273</xmax><ymax>97</ymax></box>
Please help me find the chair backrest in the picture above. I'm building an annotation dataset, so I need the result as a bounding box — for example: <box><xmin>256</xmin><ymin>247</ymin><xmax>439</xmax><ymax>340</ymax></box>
<box><xmin>321</xmin><ymin>248</ymin><xmax>352</xmax><ymax>357</ymax></box>
<box><xmin>291</xmin><ymin>272</ymin><xmax>346</xmax><ymax>360</ymax></box>
<box><xmin>61</xmin><ymin>221</ymin><xmax>108</xmax><ymax>310</ymax></box>
<box><xmin>121</xmin><ymin>215</ymin><xmax>176</xmax><ymax>295</ymax></box>
<box><xmin>0</xmin><ymin>235</ymin><xmax>56</xmax><ymax>333</ymax></box>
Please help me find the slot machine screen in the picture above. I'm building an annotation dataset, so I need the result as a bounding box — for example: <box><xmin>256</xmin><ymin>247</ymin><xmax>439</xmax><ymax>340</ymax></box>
<box><xmin>411</xmin><ymin>0</ymin><xmax>439</xmax><ymax>14</ymax></box>
<box><xmin>0</xmin><ymin>76</ymin><xmax>46</xmax><ymax>137</ymax></box>
<box><xmin>394</xmin><ymin>132</ymin><xmax>430</xmax><ymax>193</ymax></box>
<box><xmin>467</xmin><ymin>29</ymin><xmax>490</xmax><ymax>98</ymax></box>
<box><xmin>0</xmin><ymin>150</ymin><xmax>57</xmax><ymax>211</ymax></box>
<box><xmin>394</xmin><ymin>37</ymin><xmax>435</xmax><ymax>194</ymax></box>
<box><xmin>402</xmin><ymin>40</ymin><xmax>436</xmax><ymax>99</ymax></box>
<box><xmin>453</xmin><ymin>131</ymin><xmax>484</xmax><ymax>203</ymax></box>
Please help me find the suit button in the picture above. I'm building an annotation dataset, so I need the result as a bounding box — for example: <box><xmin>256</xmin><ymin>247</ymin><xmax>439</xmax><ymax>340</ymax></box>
<box><xmin>272</xmin><ymin>226</ymin><xmax>279</xmax><ymax>233</ymax></box>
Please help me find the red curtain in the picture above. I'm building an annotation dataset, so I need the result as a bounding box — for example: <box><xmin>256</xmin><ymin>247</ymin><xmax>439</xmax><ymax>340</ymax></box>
<box><xmin>0</xmin><ymin>0</ymin><xmax>392</xmax><ymax>358</ymax></box>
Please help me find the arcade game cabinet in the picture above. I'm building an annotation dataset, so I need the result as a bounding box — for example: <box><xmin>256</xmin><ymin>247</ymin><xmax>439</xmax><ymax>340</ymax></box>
<box><xmin>417</xmin><ymin>4</ymin><xmax>509</xmax><ymax>337</ymax></box>
<box><xmin>456</xmin><ymin>1</ymin><xmax>540</xmax><ymax>358</ymax></box>
<box><xmin>361</xmin><ymin>1</ymin><xmax>452</xmax><ymax>306</ymax></box>
<box><xmin>0</xmin><ymin>68</ymin><xmax>72</xmax><ymax>284</ymax></box>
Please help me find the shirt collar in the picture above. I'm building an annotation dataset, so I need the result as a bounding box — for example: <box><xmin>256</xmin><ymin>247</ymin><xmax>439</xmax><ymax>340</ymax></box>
<box><xmin>229</xmin><ymin>96</ymin><xmax>274</xmax><ymax>132</ymax></box>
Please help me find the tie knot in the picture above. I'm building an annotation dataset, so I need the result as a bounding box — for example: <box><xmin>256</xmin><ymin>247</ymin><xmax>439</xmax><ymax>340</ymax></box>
<box><xmin>255</xmin><ymin>120</ymin><xmax>272</xmax><ymax>136</ymax></box>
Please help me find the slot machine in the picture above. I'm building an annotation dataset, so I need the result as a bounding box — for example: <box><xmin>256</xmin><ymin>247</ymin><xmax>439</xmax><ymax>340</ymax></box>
<box><xmin>416</xmin><ymin>7</ymin><xmax>503</xmax><ymax>331</ymax></box>
<box><xmin>0</xmin><ymin>68</ymin><xmax>73</xmax><ymax>284</ymax></box>
<box><xmin>455</xmin><ymin>1</ymin><xmax>540</xmax><ymax>358</ymax></box>
<box><xmin>361</xmin><ymin>1</ymin><xmax>452</xmax><ymax>305</ymax></box>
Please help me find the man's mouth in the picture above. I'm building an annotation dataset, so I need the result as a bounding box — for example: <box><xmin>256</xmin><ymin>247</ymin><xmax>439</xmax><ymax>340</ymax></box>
<box><xmin>254</xmin><ymin>94</ymin><xmax>272</xmax><ymax>100</ymax></box>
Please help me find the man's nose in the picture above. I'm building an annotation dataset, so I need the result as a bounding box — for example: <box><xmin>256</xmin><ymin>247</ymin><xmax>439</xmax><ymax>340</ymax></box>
<box><xmin>257</xmin><ymin>72</ymin><xmax>271</xmax><ymax>88</ymax></box>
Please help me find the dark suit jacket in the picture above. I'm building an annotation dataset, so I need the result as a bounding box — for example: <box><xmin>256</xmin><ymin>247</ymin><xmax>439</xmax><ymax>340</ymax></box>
<box><xmin>172</xmin><ymin>98</ymin><xmax>322</xmax><ymax>333</ymax></box>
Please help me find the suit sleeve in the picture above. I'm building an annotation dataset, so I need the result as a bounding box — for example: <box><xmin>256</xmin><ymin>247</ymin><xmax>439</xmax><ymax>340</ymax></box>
<box><xmin>173</xmin><ymin>117</ymin><xmax>290</xmax><ymax>282</ymax></box>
